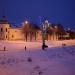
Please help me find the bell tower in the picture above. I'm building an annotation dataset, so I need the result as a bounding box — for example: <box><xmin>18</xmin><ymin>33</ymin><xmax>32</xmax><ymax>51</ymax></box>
<box><xmin>0</xmin><ymin>16</ymin><xmax>10</xmax><ymax>40</ymax></box>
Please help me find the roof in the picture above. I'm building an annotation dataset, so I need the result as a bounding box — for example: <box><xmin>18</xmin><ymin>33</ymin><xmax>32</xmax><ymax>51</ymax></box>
<box><xmin>0</xmin><ymin>16</ymin><xmax>9</xmax><ymax>24</ymax></box>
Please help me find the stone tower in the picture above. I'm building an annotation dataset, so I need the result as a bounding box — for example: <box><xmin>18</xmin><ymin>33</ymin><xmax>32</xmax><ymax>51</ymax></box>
<box><xmin>0</xmin><ymin>16</ymin><xmax>10</xmax><ymax>40</ymax></box>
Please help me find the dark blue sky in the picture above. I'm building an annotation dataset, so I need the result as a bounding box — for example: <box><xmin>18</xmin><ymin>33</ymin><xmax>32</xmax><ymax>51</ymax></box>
<box><xmin>0</xmin><ymin>0</ymin><xmax>75</xmax><ymax>29</ymax></box>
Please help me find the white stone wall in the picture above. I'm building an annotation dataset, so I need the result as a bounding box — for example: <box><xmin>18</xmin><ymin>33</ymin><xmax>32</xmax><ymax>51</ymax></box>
<box><xmin>8</xmin><ymin>28</ymin><xmax>25</xmax><ymax>40</ymax></box>
<box><xmin>0</xmin><ymin>23</ymin><xmax>59</xmax><ymax>41</ymax></box>
<box><xmin>0</xmin><ymin>24</ymin><xmax>10</xmax><ymax>40</ymax></box>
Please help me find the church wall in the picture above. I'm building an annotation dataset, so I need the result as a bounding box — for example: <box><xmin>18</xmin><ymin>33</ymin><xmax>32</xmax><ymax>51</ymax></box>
<box><xmin>0</xmin><ymin>24</ymin><xmax>10</xmax><ymax>40</ymax></box>
<box><xmin>8</xmin><ymin>28</ymin><xmax>25</xmax><ymax>40</ymax></box>
<box><xmin>0</xmin><ymin>24</ymin><xmax>60</xmax><ymax>41</ymax></box>
<box><xmin>0</xmin><ymin>23</ymin><xmax>61</xmax><ymax>41</ymax></box>
<box><xmin>36</xmin><ymin>30</ymin><xmax>42</xmax><ymax>41</ymax></box>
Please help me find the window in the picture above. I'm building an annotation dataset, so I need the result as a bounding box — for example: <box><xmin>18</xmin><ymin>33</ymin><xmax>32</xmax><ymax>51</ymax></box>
<box><xmin>1</xmin><ymin>28</ymin><xmax>3</xmax><ymax>32</ymax></box>
<box><xmin>6</xmin><ymin>28</ymin><xmax>7</xmax><ymax>32</ymax></box>
<box><xmin>12</xmin><ymin>35</ymin><xmax>14</xmax><ymax>38</ymax></box>
<box><xmin>6</xmin><ymin>35</ymin><xmax>7</xmax><ymax>38</ymax></box>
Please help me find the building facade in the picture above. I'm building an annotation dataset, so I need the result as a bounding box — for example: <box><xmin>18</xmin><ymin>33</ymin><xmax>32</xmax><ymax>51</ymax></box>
<box><xmin>0</xmin><ymin>16</ymin><xmax>66</xmax><ymax>41</ymax></box>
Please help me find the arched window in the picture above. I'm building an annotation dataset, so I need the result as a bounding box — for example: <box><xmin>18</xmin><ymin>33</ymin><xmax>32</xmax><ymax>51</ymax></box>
<box><xmin>6</xmin><ymin>28</ymin><xmax>7</xmax><ymax>32</ymax></box>
<box><xmin>6</xmin><ymin>35</ymin><xmax>7</xmax><ymax>38</ymax></box>
<box><xmin>1</xmin><ymin>28</ymin><xmax>3</xmax><ymax>32</ymax></box>
<box><xmin>12</xmin><ymin>35</ymin><xmax>14</xmax><ymax>38</ymax></box>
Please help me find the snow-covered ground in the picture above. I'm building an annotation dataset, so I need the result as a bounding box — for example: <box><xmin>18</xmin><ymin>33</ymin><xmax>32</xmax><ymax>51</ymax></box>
<box><xmin>0</xmin><ymin>40</ymin><xmax>75</xmax><ymax>75</ymax></box>
<box><xmin>0</xmin><ymin>40</ymin><xmax>75</xmax><ymax>51</ymax></box>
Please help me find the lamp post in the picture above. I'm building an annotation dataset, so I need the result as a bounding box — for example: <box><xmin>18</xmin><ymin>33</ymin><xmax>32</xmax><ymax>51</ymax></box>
<box><xmin>25</xmin><ymin>21</ymin><xmax>28</xmax><ymax>24</ymax></box>
<box><xmin>42</xmin><ymin>20</ymin><xmax>48</xmax><ymax>50</ymax></box>
<box><xmin>22</xmin><ymin>20</ymin><xmax>29</xmax><ymax>41</ymax></box>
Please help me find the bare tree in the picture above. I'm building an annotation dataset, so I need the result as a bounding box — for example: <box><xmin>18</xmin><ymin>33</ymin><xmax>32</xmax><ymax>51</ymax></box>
<box><xmin>22</xmin><ymin>21</ymin><xmax>40</xmax><ymax>41</ymax></box>
<box><xmin>22</xmin><ymin>21</ymin><xmax>31</xmax><ymax>41</ymax></box>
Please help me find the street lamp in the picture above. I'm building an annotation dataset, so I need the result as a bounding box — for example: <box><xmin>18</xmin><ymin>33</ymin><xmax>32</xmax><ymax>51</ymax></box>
<box><xmin>25</xmin><ymin>21</ymin><xmax>28</xmax><ymax>24</ymax></box>
<box><xmin>42</xmin><ymin>20</ymin><xmax>48</xmax><ymax>50</ymax></box>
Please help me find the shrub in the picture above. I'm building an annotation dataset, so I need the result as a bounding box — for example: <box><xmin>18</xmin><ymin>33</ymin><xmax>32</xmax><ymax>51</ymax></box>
<box><xmin>27</xmin><ymin>57</ymin><xmax>32</xmax><ymax>62</ymax></box>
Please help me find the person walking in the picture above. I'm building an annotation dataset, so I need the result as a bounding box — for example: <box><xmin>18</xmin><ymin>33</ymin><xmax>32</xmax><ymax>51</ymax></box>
<box><xmin>4</xmin><ymin>46</ymin><xmax>6</xmax><ymax>51</ymax></box>
<box><xmin>25</xmin><ymin>46</ymin><xmax>26</xmax><ymax>51</ymax></box>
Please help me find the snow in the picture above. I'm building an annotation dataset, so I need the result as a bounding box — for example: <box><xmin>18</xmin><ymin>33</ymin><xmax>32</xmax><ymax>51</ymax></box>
<box><xmin>0</xmin><ymin>40</ymin><xmax>75</xmax><ymax>75</ymax></box>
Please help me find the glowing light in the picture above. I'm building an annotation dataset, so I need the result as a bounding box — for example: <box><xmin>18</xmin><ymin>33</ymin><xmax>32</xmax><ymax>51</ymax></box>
<box><xmin>25</xmin><ymin>21</ymin><xmax>28</xmax><ymax>24</ymax></box>
<box><xmin>68</xmin><ymin>28</ymin><xmax>70</xmax><ymax>30</ymax></box>
<box><xmin>54</xmin><ymin>26</ymin><xmax>58</xmax><ymax>29</ymax></box>
<box><xmin>45</xmin><ymin>20</ymin><xmax>48</xmax><ymax>24</ymax></box>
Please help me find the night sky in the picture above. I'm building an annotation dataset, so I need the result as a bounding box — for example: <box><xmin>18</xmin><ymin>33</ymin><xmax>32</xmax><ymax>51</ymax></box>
<box><xmin>0</xmin><ymin>0</ymin><xmax>75</xmax><ymax>29</ymax></box>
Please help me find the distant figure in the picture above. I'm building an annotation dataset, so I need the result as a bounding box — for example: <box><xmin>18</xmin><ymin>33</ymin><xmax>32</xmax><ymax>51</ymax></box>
<box><xmin>25</xmin><ymin>46</ymin><xmax>26</xmax><ymax>51</ymax></box>
<box><xmin>62</xmin><ymin>43</ymin><xmax>66</xmax><ymax>46</ymax></box>
<box><xmin>4</xmin><ymin>46</ymin><xmax>6</xmax><ymax>51</ymax></box>
<box><xmin>42</xmin><ymin>45</ymin><xmax>44</xmax><ymax>50</ymax></box>
<box><xmin>42</xmin><ymin>43</ymin><xmax>48</xmax><ymax>50</ymax></box>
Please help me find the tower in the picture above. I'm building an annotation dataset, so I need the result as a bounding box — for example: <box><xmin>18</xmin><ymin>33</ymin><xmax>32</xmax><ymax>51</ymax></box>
<box><xmin>0</xmin><ymin>16</ymin><xmax>10</xmax><ymax>40</ymax></box>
